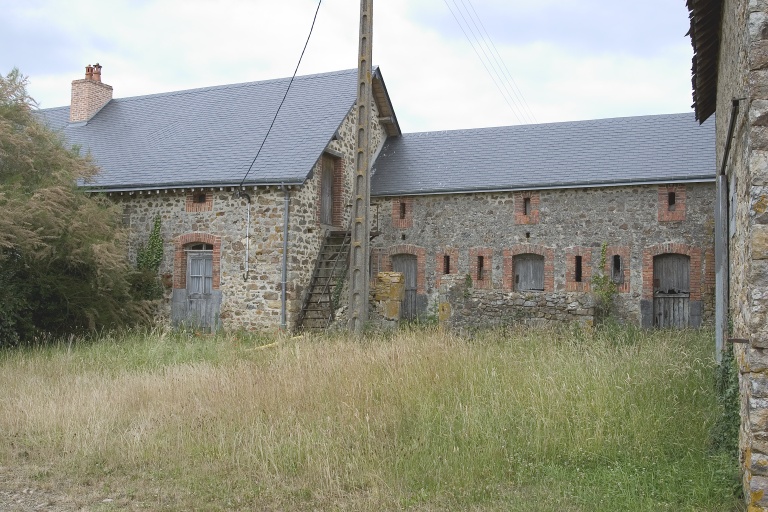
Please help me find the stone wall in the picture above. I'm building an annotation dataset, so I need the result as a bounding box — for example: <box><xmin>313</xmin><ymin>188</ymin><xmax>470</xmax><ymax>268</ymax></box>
<box><xmin>371</xmin><ymin>183</ymin><xmax>715</xmax><ymax>327</ymax></box>
<box><xmin>716</xmin><ymin>0</ymin><xmax>768</xmax><ymax>508</ymax></box>
<box><xmin>116</xmin><ymin>95</ymin><xmax>387</xmax><ymax>332</ymax></box>
<box><xmin>436</xmin><ymin>273</ymin><xmax>594</xmax><ymax>330</ymax></box>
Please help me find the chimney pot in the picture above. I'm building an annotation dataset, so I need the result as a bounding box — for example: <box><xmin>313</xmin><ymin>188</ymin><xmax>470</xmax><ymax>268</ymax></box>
<box><xmin>93</xmin><ymin>63</ymin><xmax>102</xmax><ymax>82</ymax></box>
<box><xmin>71</xmin><ymin>63</ymin><xmax>112</xmax><ymax>123</ymax></box>
<box><xmin>85</xmin><ymin>65</ymin><xmax>94</xmax><ymax>80</ymax></box>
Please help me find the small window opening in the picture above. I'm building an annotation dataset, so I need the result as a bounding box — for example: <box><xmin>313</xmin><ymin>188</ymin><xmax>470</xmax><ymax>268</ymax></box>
<box><xmin>575</xmin><ymin>255</ymin><xmax>583</xmax><ymax>283</ymax></box>
<box><xmin>667</xmin><ymin>191</ymin><xmax>676</xmax><ymax>211</ymax></box>
<box><xmin>523</xmin><ymin>197</ymin><xmax>532</xmax><ymax>215</ymax></box>
<box><xmin>477</xmin><ymin>256</ymin><xmax>485</xmax><ymax>281</ymax></box>
<box><xmin>399</xmin><ymin>201</ymin><xmax>407</xmax><ymax>219</ymax></box>
<box><xmin>443</xmin><ymin>254</ymin><xmax>451</xmax><ymax>275</ymax></box>
<box><xmin>525</xmin><ymin>232</ymin><xmax>531</xmax><ymax>239</ymax></box>
<box><xmin>195</xmin><ymin>193</ymin><xmax>207</xmax><ymax>204</ymax></box>
<box><xmin>401</xmin><ymin>233</ymin><xmax>406</xmax><ymax>240</ymax></box>
<box><xmin>612</xmin><ymin>254</ymin><xmax>623</xmax><ymax>283</ymax></box>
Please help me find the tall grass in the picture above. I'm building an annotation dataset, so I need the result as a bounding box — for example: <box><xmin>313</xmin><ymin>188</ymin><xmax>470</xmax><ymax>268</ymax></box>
<box><xmin>0</xmin><ymin>326</ymin><xmax>740</xmax><ymax>511</ymax></box>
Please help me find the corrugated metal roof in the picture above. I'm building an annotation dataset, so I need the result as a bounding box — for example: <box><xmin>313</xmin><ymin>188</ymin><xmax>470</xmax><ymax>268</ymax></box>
<box><xmin>371</xmin><ymin>113</ymin><xmax>715</xmax><ymax>197</ymax></box>
<box><xmin>36</xmin><ymin>69</ymin><xmax>361</xmax><ymax>190</ymax></box>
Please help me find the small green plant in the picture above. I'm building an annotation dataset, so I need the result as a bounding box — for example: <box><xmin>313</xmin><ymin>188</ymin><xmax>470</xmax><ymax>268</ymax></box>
<box><xmin>591</xmin><ymin>242</ymin><xmax>617</xmax><ymax>322</ymax></box>
<box><xmin>463</xmin><ymin>273</ymin><xmax>473</xmax><ymax>299</ymax></box>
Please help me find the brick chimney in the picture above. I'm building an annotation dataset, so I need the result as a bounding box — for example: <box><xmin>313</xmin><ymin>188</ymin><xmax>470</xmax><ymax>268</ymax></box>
<box><xmin>70</xmin><ymin>63</ymin><xmax>113</xmax><ymax>123</ymax></box>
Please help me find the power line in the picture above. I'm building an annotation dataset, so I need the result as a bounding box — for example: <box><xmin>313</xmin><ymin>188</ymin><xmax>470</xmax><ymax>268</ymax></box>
<box><xmin>442</xmin><ymin>0</ymin><xmax>524</xmax><ymax>124</ymax></box>
<box><xmin>239</xmin><ymin>0</ymin><xmax>323</xmax><ymax>187</ymax></box>
<box><xmin>462</xmin><ymin>0</ymin><xmax>537</xmax><ymax>123</ymax></box>
<box><xmin>443</xmin><ymin>0</ymin><xmax>537</xmax><ymax>124</ymax></box>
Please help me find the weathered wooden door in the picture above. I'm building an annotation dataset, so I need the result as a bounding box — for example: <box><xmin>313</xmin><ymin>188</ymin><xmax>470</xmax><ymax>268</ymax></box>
<box><xmin>653</xmin><ymin>254</ymin><xmax>690</xmax><ymax>328</ymax></box>
<box><xmin>515</xmin><ymin>254</ymin><xmax>545</xmax><ymax>291</ymax></box>
<box><xmin>392</xmin><ymin>254</ymin><xmax>417</xmax><ymax>320</ymax></box>
<box><xmin>320</xmin><ymin>157</ymin><xmax>334</xmax><ymax>225</ymax></box>
<box><xmin>187</xmin><ymin>248</ymin><xmax>215</xmax><ymax>330</ymax></box>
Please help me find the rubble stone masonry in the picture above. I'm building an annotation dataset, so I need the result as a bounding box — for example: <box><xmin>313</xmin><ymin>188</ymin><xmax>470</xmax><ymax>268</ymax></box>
<box><xmin>372</xmin><ymin>182</ymin><xmax>715</xmax><ymax>326</ymax></box>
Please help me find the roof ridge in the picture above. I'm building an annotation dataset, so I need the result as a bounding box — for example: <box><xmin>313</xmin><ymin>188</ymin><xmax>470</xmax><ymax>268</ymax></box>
<box><xmin>400</xmin><ymin>112</ymin><xmax>699</xmax><ymax>137</ymax></box>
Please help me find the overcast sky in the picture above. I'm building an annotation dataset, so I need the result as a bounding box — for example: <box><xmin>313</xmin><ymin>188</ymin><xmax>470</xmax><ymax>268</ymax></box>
<box><xmin>0</xmin><ymin>0</ymin><xmax>695</xmax><ymax>133</ymax></box>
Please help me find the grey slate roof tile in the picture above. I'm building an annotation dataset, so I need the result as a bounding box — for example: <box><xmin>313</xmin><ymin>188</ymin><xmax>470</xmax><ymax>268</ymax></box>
<box><xmin>371</xmin><ymin>113</ymin><xmax>715</xmax><ymax>197</ymax></box>
<box><xmin>36</xmin><ymin>69</ymin><xmax>359</xmax><ymax>190</ymax></box>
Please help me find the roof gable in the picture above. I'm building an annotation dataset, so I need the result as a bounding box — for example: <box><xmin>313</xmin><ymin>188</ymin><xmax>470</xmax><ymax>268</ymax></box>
<box><xmin>371</xmin><ymin>113</ymin><xmax>715</xmax><ymax>197</ymax></box>
<box><xmin>37</xmin><ymin>69</ymin><xmax>363</xmax><ymax>190</ymax></box>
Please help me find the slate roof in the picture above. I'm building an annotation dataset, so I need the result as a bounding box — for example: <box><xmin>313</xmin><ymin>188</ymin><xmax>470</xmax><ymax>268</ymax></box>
<box><xmin>371</xmin><ymin>113</ymin><xmax>715</xmax><ymax>197</ymax></box>
<box><xmin>37</xmin><ymin>69</ymin><xmax>363</xmax><ymax>191</ymax></box>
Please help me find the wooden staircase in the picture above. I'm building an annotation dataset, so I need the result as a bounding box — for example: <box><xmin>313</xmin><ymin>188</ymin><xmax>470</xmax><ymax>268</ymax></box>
<box><xmin>296</xmin><ymin>230</ymin><xmax>351</xmax><ymax>331</ymax></box>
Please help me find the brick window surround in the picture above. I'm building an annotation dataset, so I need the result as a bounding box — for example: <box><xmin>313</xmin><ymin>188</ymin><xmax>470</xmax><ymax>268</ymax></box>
<box><xmin>657</xmin><ymin>184</ymin><xmax>686</xmax><ymax>222</ymax></box>
<box><xmin>173</xmin><ymin>232</ymin><xmax>222</xmax><ymax>290</ymax></box>
<box><xmin>436</xmin><ymin>247</ymin><xmax>460</xmax><ymax>286</ymax></box>
<box><xmin>392</xmin><ymin>197</ymin><xmax>414</xmax><ymax>229</ymax></box>
<box><xmin>186</xmin><ymin>191</ymin><xmax>213</xmax><ymax>212</ymax></box>
<box><xmin>469</xmin><ymin>247</ymin><xmax>493</xmax><ymax>289</ymax></box>
<box><xmin>503</xmin><ymin>245</ymin><xmax>554</xmax><ymax>292</ymax></box>
<box><xmin>378</xmin><ymin>244</ymin><xmax>426</xmax><ymax>293</ymax></box>
<box><xmin>641</xmin><ymin>243</ymin><xmax>701</xmax><ymax>300</ymax></box>
<box><xmin>565</xmin><ymin>246</ymin><xmax>592</xmax><ymax>292</ymax></box>
<box><xmin>514</xmin><ymin>191</ymin><xmax>540</xmax><ymax>225</ymax></box>
<box><xmin>604</xmin><ymin>245</ymin><xmax>631</xmax><ymax>293</ymax></box>
<box><xmin>317</xmin><ymin>155</ymin><xmax>345</xmax><ymax>227</ymax></box>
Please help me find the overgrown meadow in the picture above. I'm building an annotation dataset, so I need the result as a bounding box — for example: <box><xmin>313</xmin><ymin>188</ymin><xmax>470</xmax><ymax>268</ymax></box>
<box><xmin>0</xmin><ymin>326</ymin><xmax>742</xmax><ymax>511</ymax></box>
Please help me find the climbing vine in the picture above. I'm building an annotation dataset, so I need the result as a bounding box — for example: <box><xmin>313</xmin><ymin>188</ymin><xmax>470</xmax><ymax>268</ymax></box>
<box><xmin>133</xmin><ymin>216</ymin><xmax>164</xmax><ymax>299</ymax></box>
<box><xmin>137</xmin><ymin>215</ymin><xmax>163</xmax><ymax>272</ymax></box>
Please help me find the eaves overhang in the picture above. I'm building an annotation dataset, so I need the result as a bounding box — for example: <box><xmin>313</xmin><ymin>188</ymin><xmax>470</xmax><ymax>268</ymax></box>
<box><xmin>371</xmin><ymin>175</ymin><xmax>716</xmax><ymax>198</ymax></box>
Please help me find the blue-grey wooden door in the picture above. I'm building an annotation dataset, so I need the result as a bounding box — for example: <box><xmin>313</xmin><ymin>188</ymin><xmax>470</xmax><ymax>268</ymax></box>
<box><xmin>392</xmin><ymin>254</ymin><xmax>417</xmax><ymax>320</ymax></box>
<box><xmin>653</xmin><ymin>254</ymin><xmax>690</xmax><ymax>328</ymax></box>
<box><xmin>187</xmin><ymin>250</ymin><xmax>215</xmax><ymax>330</ymax></box>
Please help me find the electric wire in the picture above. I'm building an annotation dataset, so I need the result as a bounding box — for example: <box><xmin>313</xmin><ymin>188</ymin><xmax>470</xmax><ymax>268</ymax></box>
<box><xmin>443</xmin><ymin>0</ymin><xmax>536</xmax><ymax>124</ymax></box>
<box><xmin>450</xmin><ymin>0</ymin><xmax>531</xmax><ymax>124</ymax></box>
<box><xmin>463</xmin><ymin>0</ymin><xmax>537</xmax><ymax>122</ymax></box>
<box><xmin>442</xmin><ymin>0</ymin><xmax>524</xmax><ymax>124</ymax></box>
<box><xmin>239</xmin><ymin>0</ymin><xmax>323</xmax><ymax>188</ymax></box>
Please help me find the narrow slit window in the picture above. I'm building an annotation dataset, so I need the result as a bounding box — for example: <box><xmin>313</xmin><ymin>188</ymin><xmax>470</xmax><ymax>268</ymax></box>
<box><xmin>443</xmin><ymin>254</ymin><xmax>451</xmax><ymax>275</ymax></box>
<box><xmin>399</xmin><ymin>201</ymin><xmax>407</xmax><ymax>219</ymax></box>
<box><xmin>612</xmin><ymin>254</ymin><xmax>623</xmax><ymax>283</ymax></box>
<box><xmin>668</xmin><ymin>191</ymin><xmax>676</xmax><ymax>211</ymax></box>
<box><xmin>575</xmin><ymin>255</ymin><xmax>583</xmax><ymax>283</ymax></box>
<box><xmin>523</xmin><ymin>197</ymin><xmax>532</xmax><ymax>215</ymax></box>
<box><xmin>477</xmin><ymin>256</ymin><xmax>485</xmax><ymax>281</ymax></box>
<box><xmin>195</xmin><ymin>193</ymin><xmax>207</xmax><ymax>204</ymax></box>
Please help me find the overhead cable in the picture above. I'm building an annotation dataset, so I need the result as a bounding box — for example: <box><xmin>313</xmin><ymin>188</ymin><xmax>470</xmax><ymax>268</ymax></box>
<box><xmin>239</xmin><ymin>0</ymin><xmax>323</xmax><ymax>187</ymax></box>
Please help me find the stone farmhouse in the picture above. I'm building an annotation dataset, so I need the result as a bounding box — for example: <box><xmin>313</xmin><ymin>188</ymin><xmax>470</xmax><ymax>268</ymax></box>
<box><xmin>39</xmin><ymin>64</ymin><xmax>716</xmax><ymax>332</ymax></box>
<box><xmin>687</xmin><ymin>0</ymin><xmax>768</xmax><ymax>508</ymax></box>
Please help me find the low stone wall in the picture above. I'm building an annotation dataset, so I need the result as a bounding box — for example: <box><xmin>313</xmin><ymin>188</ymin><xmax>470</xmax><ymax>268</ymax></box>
<box><xmin>438</xmin><ymin>274</ymin><xmax>594</xmax><ymax>330</ymax></box>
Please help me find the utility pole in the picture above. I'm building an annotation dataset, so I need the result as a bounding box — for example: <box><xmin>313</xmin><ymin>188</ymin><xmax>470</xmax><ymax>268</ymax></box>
<box><xmin>348</xmin><ymin>0</ymin><xmax>373</xmax><ymax>333</ymax></box>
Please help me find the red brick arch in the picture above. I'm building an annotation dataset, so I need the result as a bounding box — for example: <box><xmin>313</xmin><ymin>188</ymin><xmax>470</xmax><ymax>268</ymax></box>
<box><xmin>642</xmin><ymin>243</ymin><xmax>701</xmax><ymax>300</ymax></box>
<box><xmin>379</xmin><ymin>244</ymin><xmax>426</xmax><ymax>294</ymax></box>
<box><xmin>173</xmin><ymin>232</ymin><xmax>222</xmax><ymax>290</ymax></box>
<box><xmin>503</xmin><ymin>244</ymin><xmax>554</xmax><ymax>292</ymax></box>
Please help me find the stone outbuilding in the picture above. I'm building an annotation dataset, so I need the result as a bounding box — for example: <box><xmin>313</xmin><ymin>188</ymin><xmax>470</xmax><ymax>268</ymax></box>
<box><xmin>370</xmin><ymin>114</ymin><xmax>717</xmax><ymax>329</ymax></box>
<box><xmin>39</xmin><ymin>64</ymin><xmax>716</xmax><ymax>333</ymax></box>
<box><xmin>39</xmin><ymin>66</ymin><xmax>400</xmax><ymax>331</ymax></box>
<box><xmin>687</xmin><ymin>0</ymin><xmax>768</xmax><ymax>508</ymax></box>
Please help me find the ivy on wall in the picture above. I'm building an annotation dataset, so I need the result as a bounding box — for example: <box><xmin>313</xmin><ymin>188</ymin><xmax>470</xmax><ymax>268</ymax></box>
<box><xmin>133</xmin><ymin>215</ymin><xmax>164</xmax><ymax>300</ymax></box>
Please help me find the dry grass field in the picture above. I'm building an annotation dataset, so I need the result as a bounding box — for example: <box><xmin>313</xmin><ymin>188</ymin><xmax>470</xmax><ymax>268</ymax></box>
<box><xmin>0</xmin><ymin>325</ymin><xmax>741</xmax><ymax>511</ymax></box>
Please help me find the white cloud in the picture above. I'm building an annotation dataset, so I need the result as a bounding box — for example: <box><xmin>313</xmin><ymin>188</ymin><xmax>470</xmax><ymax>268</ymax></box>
<box><xmin>0</xmin><ymin>0</ymin><xmax>696</xmax><ymax>131</ymax></box>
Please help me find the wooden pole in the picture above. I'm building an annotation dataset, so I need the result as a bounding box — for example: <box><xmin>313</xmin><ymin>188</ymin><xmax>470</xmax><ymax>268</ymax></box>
<box><xmin>348</xmin><ymin>0</ymin><xmax>373</xmax><ymax>333</ymax></box>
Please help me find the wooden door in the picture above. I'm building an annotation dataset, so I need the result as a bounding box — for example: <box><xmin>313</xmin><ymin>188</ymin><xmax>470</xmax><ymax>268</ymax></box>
<box><xmin>320</xmin><ymin>157</ymin><xmax>334</xmax><ymax>225</ymax></box>
<box><xmin>392</xmin><ymin>254</ymin><xmax>417</xmax><ymax>320</ymax></box>
<box><xmin>653</xmin><ymin>254</ymin><xmax>690</xmax><ymax>328</ymax></box>
<box><xmin>187</xmin><ymin>249</ymin><xmax>215</xmax><ymax>330</ymax></box>
<box><xmin>515</xmin><ymin>254</ymin><xmax>545</xmax><ymax>291</ymax></box>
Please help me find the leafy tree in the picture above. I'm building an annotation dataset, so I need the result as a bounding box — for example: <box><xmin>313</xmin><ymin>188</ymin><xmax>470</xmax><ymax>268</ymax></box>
<box><xmin>0</xmin><ymin>69</ymin><xmax>149</xmax><ymax>344</ymax></box>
